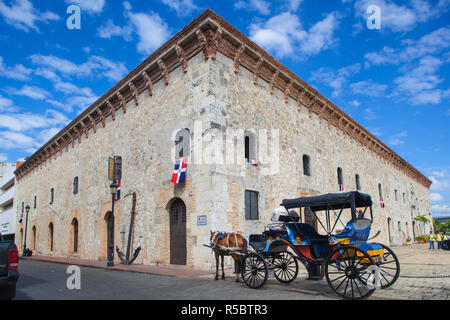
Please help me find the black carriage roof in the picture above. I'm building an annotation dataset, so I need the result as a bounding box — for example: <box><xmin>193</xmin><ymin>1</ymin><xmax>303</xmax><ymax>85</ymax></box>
<box><xmin>281</xmin><ymin>191</ymin><xmax>372</xmax><ymax>211</ymax></box>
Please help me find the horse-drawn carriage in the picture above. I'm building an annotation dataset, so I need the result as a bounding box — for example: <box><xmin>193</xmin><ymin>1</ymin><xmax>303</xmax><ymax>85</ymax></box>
<box><xmin>239</xmin><ymin>191</ymin><xmax>400</xmax><ymax>299</ymax></box>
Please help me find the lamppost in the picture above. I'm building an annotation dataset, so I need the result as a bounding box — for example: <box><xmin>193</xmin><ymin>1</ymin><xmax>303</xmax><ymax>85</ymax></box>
<box><xmin>107</xmin><ymin>181</ymin><xmax>118</xmax><ymax>267</ymax></box>
<box><xmin>22</xmin><ymin>204</ymin><xmax>30</xmax><ymax>257</ymax></box>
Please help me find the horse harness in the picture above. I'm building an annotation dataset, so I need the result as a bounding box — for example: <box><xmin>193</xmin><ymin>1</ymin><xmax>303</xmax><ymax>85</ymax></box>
<box><xmin>210</xmin><ymin>231</ymin><xmax>243</xmax><ymax>253</ymax></box>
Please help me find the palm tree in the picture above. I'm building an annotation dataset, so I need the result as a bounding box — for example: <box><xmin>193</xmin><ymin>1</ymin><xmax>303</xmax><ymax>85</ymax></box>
<box><xmin>415</xmin><ymin>214</ymin><xmax>431</xmax><ymax>236</ymax></box>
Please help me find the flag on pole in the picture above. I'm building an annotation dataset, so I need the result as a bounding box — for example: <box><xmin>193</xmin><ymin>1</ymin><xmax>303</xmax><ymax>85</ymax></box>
<box><xmin>171</xmin><ymin>157</ymin><xmax>188</xmax><ymax>184</ymax></box>
<box><xmin>114</xmin><ymin>179</ymin><xmax>121</xmax><ymax>200</ymax></box>
<box><xmin>248</xmin><ymin>159</ymin><xmax>258</xmax><ymax>166</ymax></box>
<box><xmin>339</xmin><ymin>184</ymin><xmax>344</xmax><ymax>192</ymax></box>
<box><xmin>380</xmin><ymin>196</ymin><xmax>385</xmax><ymax>208</ymax></box>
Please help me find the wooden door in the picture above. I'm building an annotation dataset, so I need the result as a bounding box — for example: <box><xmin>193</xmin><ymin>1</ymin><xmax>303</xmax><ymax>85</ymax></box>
<box><xmin>170</xmin><ymin>199</ymin><xmax>187</xmax><ymax>265</ymax></box>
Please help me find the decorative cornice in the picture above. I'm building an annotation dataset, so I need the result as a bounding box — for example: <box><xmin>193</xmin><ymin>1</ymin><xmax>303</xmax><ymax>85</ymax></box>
<box><xmin>15</xmin><ymin>9</ymin><xmax>431</xmax><ymax>189</ymax></box>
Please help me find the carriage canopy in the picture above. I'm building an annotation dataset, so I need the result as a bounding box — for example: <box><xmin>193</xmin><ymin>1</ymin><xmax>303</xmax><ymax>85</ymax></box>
<box><xmin>281</xmin><ymin>191</ymin><xmax>372</xmax><ymax>211</ymax></box>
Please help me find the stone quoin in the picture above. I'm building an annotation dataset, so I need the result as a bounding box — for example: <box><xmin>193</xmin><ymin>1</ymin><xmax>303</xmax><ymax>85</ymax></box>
<box><xmin>13</xmin><ymin>10</ymin><xmax>432</xmax><ymax>270</ymax></box>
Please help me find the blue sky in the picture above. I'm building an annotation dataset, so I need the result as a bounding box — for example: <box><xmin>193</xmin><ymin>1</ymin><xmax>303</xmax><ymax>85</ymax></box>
<box><xmin>0</xmin><ymin>0</ymin><xmax>449</xmax><ymax>217</ymax></box>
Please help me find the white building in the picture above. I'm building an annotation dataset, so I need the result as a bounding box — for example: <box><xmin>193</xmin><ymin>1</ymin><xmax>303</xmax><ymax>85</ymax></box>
<box><xmin>0</xmin><ymin>162</ymin><xmax>17</xmax><ymax>241</ymax></box>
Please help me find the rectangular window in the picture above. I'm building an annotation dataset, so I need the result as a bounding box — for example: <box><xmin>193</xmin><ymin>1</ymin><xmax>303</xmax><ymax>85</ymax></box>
<box><xmin>245</xmin><ymin>190</ymin><xmax>259</xmax><ymax>220</ymax></box>
<box><xmin>395</xmin><ymin>189</ymin><xmax>398</xmax><ymax>201</ymax></box>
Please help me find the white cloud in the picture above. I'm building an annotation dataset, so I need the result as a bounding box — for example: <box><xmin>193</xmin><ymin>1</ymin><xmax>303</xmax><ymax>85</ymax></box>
<box><xmin>0</xmin><ymin>0</ymin><xmax>59</xmax><ymax>32</ymax></box>
<box><xmin>430</xmin><ymin>193</ymin><xmax>444</xmax><ymax>202</ymax></box>
<box><xmin>387</xmin><ymin>131</ymin><xmax>407</xmax><ymax>147</ymax></box>
<box><xmin>429</xmin><ymin>175</ymin><xmax>450</xmax><ymax>192</ymax></box>
<box><xmin>364</xmin><ymin>27</ymin><xmax>450</xmax><ymax>67</ymax></box>
<box><xmin>0</xmin><ymin>94</ymin><xmax>13</xmax><ymax>111</ymax></box>
<box><xmin>350</xmin><ymin>80</ymin><xmax>387</xmax><ymax>97</ymax></box>
<box><xmin>0</xmin><ymin>56</ymin><xmax>32</xmax><ymax>80</ymax></box>
<box><xmin>235</xmin><ymin>0</ymin><xmax>271</xmax><ymax>15</ymax></box>
<box><xmin>310</xmin><ymin>63</ymin><xmax>360</xmax><ymax>97</ymax></box>
<box><xmin>392</xmin><ymin>56</ymin><xmax>449</xmax><ymax>105</ymax></box>
<box><xmin>431</xmin><ymin>204</ymin><xmax>450</xmax><ymax>217</ymax></box>
<box><xmin>0</xmin><ymin>130</ymin><xmax>35</xmax><ymax>149</ymax></box>
<box><xmin>249</xmin><ymin>11</ymin><xmax>339</xmax><ymax>58</ymax></box>
<box><xmin>0</xmin><ymin>109</ymin><xmax>69</xmax><ymax>132</ymax></box>
<box><xmin>97</xmin><ymin>19</ymin><xmax>132</xmax><ymax>41</ymax></box>
<box><xmin>126</xmin><ymin>10</ymin><xmax>171</xmax><ymax>55</ymax></box>
<box><xmin>65</xmin><ymin>0</ymin><xmax>105</xmax><ymax>14</ymax></box>
<box><xmin>354</xmin><ymin>0</ymin><xmax>449</xmax><ymax>32</ymax></box>
<box><xmin>363</xmin><ymin>108</ymin><xmax>377</xmax><ymax>121</ymax></box>
<box><xmin>29</xmin><ymin>54</ymin><xmax>128</xmax><ymax>82</ymax></box>
<box><xmin>10</xmin><ymin>85</ymin><xmax>51</xmax><ymax>100</ymax></box>
<box><xmin>161</xmin><ymin>0</ymin><xmax>199</xmax><ymax>16</ymax></box>
<box><xmin>0</xmin><ymin>153</ymin><xmax>6</xmax><ymax>161</ymax></box>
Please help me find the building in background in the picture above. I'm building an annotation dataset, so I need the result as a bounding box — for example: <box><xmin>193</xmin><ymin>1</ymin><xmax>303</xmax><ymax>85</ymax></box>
<box><xmin>0</xmin><ymin>162</ymin><xmax>19</xmax><ymax>241</ymax></box>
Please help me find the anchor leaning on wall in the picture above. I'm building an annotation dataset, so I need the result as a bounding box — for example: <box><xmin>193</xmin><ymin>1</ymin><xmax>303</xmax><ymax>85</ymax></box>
<box><xmin>116</xmin><ymin>192</ymin><xmax>142</xmax><ymax>265</ymax></box>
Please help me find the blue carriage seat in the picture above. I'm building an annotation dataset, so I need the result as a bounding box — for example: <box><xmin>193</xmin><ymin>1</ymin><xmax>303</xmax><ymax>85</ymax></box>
<box><xmin>334</xmin><ymin>218</ymin><xmax>372</xmax><ymax>244</ymax></box>
<box><xmin>286</xmin><ymin>223</ymin><xmax>329</xmax><ymax>259</ymax></box>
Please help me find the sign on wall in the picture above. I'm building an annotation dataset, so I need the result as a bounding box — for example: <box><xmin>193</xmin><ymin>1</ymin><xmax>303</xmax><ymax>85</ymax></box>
<box><xmin>197</xmin><ymin>215</ymin><xmax>207</xmax><ymax>226</ymax></box>
<box><xmin>108</xmin><ymin>156</ymin><xmax>122</xmax><ymax>181</ymax></box>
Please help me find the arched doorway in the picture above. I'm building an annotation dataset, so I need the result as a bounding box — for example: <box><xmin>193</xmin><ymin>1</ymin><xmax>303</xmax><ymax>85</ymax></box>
<box><xmin>169</xmin><ymin>198</ymin><xmax>187</xmax><ymax>265</ymax></box>
<box><xmin>387</xmin><ymin>218</ymin><xmax>393</xmax><ymax>244</ymax></box>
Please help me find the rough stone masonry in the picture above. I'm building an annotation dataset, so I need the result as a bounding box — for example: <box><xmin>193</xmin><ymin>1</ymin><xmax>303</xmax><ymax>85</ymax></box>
<box><xmin>13</xmin><ymin>10</ymin><xmax>432</xmax><ymax>270</ymax></box>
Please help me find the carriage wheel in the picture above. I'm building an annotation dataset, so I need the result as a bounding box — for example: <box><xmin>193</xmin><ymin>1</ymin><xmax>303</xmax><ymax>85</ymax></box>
<box><xmin>376</xmin><ymin>244</ymin><xmax>400</xmax><ymax>289</ymax></box>
<box><xmin>325</xmin><ymin>246</ymin><xmax>376</xmax><ymax>300</ymax></box>
<box><xmin>241</xmin><ymin>253</ymin><xmax>268</xmax><ymax>289</ymax></box>
<box><xmin>272</xmin><ymin>251</ymin><xmax>299</xmax><ymax>283</ymax></box>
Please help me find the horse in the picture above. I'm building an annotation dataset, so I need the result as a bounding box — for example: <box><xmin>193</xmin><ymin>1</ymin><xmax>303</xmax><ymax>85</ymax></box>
<box><xmin>209</xmin><ymin>231</ymin><xmax>248</xmax><ymax>282</ymax></box>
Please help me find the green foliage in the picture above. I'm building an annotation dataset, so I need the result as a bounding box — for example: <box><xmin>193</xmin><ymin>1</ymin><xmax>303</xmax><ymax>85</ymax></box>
<box><xmin>415</xmin><ymin>235</ymin><xmax>429</xmax><ymax>243</ymax></box>
<box><xmin>415</xmin><ymin>214</ymin><xmax>430</xmax><ymax>224</ymax></box>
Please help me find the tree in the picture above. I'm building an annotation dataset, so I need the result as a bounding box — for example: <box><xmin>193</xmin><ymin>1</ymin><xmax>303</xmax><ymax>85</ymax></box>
<box><xmin>415</xmin><ymin>214</ymin><xmax>431</xmax><ymax>235</ymax></box>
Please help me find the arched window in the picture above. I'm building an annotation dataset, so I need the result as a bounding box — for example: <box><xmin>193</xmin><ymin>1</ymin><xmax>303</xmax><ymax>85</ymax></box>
<box><xmin>175</xmin><ymin>129</ymin><xmax>190</xmax><ymax>160</ymax></box>
<box><xmin>50</xmin><ymin>188</ymin><xmax>54</xmax><ymax>204</ymax></box>
<box><xmin>302</xmin><ymin>155</ymin><xmax>311</xmax><ymax>176</ymax></box>
<box><xmin>355</xmin><ymin>174</ymin><xmax>361</xmax><ymax>190</ymax></box>
<box><xmin>49</xmin><ymin>223</ymin><xmax>54</xmax><ymax>252</ymax></box>
<box><xmin>73</xmin><ymin>177</ymin><xmax>79</xmax><ymax>195</ymax></box>
<box><xmin>71</xmin><ymin>218</ymin><xmax>79</xmax><ymax>253</ymax></box>
<box><xmin>33</xmin><ymin>195</ymin><xmax>37</xmax><ymax>209</ymax></box>
<box><xmin>244</xmin><ymin>131</ymin><xmax>257</xmax><ymax>161</ymax></box>
<box><xmin>337</xmin><ymin>167</ymin><xmax>344</xmax><ymax>190</ymax></box>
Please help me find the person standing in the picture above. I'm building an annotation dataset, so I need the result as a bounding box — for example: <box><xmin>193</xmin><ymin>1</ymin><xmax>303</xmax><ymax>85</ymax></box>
<box><xmin>436</xmin><ymin>231</ymin><xmax>443</xmax><ymax>250</ymax></box>
<box><xmin>429</xmin><ymin>231</ymin><xmax>436</xmax><ymax>250</ymax></box>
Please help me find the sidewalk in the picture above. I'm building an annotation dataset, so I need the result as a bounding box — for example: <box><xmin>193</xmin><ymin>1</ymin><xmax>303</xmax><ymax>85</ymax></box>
<box><xmin>21</xmin><ymin>255</ymin><xmax>211</xmax><ymax>279</ymax></box>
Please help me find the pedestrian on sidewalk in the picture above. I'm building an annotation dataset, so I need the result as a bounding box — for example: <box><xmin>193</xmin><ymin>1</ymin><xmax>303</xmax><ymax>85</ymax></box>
<box><xmin>429</xmin><ymin>231</ymin><xmax>436</xmax><ymax>250</ymax></box>
<box><xmin>436</xmin><ymin>231</ymin><xmax>443</xmax><ymax>250</ymax></box>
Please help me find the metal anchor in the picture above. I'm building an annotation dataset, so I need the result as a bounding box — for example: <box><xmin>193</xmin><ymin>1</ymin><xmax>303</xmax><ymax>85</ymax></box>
<box><xmin>116</xmin><ymin>192</ymin><xmax>142</xmax><ymax>265</ymax></box>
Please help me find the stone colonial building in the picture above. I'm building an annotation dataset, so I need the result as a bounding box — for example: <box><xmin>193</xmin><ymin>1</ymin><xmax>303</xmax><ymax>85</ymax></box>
<box><xmin>14</xmin><ymin>10</ymin><xmax>432</xmax><ymax>270</ymax></box>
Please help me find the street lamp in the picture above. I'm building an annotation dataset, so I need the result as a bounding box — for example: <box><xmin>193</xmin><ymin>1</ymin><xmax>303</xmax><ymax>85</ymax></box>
<box><xmin>22</xmin><ymin>204</ymin><xmax>30</xmax><ymax>257</ymax></box>
<box><xmin>107</xmin><ymin>181</ymin><xmax>118</xmax><ymax>267</ymax></box>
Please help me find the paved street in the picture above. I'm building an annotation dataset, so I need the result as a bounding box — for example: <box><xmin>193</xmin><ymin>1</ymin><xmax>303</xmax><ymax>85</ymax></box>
<box><xmin>15</xmin><ymin>259</ymin><xmax>330</xmax><ymax>300</ymax></box>
<box><xmin>14</xmin><ymin>243</ymin><xmax>449</xmax><ymax>300</ymax></box>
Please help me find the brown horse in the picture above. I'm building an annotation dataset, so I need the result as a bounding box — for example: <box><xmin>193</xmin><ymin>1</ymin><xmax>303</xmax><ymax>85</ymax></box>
<box><xmin>210</xmin><ymin>231</ymin><xmax>248</xmax><ymax>282</ymax></box>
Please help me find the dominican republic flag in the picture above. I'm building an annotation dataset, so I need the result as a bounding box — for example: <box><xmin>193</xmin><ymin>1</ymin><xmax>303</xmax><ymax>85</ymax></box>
<box><xmin>171</xmin><ymin>157</ymin><xmax>188</xmax><ymax>184</ymax></box>
<box><xmin>248</xmin><ymin>159</ymin><xmax>258</xmax><ymax>166</ymax></box>
<box><xmin>380</xmin><ymin>196</ymin><xmax>385</xmax><ymax>208</ymax></box>
<box><xmin>339</xmin><ymin>184</ymin><xmax>344</xmax><ymax>192</ymax></box>
<box><xmin>114</xmin><ymin>179</ymin><xmax>121</xmax><ymax>200</ymax></box>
